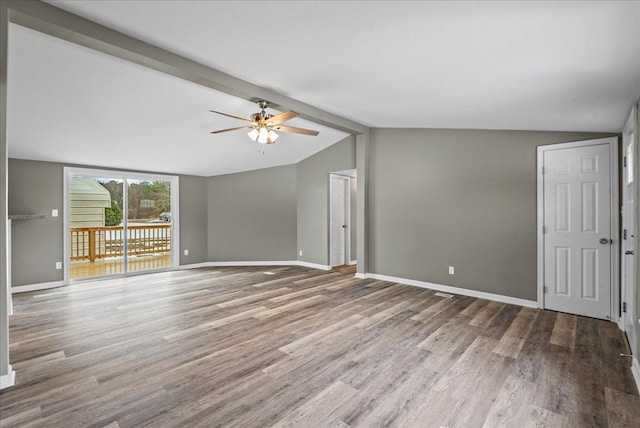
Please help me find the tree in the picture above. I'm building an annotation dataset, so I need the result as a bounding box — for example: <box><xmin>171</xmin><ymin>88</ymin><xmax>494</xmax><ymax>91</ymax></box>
<box><xmin>104</xmin><ymin>201</ymin><xmax>123</xmax><ymax>226</ymax></box>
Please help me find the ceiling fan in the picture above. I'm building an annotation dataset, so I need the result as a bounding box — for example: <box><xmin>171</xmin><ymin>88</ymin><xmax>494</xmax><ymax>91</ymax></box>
<box><xmin>210</xmin><ymin>100</ymin><xmax>319</xmax><ymax>144</ymax></box>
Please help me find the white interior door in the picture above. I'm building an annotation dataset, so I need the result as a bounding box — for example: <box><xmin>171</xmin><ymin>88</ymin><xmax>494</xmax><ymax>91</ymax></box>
<box><xmin>542</xmin><ymin>142</ymin><xmax>612</xmax><ymax>320</ymax></box>
<box><xmin>330</xmin><ymin>175</ymin><xmax>348</xmax><ymax>267</ymax></box>
<box><xmin>622</xmin><ymin>109</ymin><xmax>637</xmax><ymax>352</ymax></box>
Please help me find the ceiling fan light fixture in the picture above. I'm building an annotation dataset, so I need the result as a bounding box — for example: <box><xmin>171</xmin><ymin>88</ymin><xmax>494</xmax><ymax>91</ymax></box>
<box><xmin>256</xmin><ymin>127</ymin><xmax>278</xmax><ymax>144</ymax></box>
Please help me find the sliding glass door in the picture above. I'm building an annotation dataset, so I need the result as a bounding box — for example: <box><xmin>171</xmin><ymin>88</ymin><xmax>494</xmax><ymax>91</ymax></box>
<box><xmin>126</xmin><ymin>178</ymin><xmax>173</xmax><ymax>274</ymax></box>
<box><xmin>65</xmin><ymin>168</ymin><xmax>178</xmax><ymax>282</ymax></box>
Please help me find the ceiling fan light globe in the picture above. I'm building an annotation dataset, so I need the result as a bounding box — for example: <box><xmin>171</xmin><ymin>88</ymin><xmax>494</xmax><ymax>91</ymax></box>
<box><xmin>257</xmin><ymin>127</ymin><xmax>269</xmax><ymax>144</ymax></box>
<box><xmin>268</xmin><ymin>130</ymin><xmax>279</xmax><ymax>142</ymax></box>
<box><xmin>248</xmin><ymin>129</ymin><xmax>259</xmax><ymax>141</ymax></box>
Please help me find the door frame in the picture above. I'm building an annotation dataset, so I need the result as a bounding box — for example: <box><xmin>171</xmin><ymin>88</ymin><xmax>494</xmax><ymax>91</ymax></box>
<box><xmin>329</xmin><ymin>174</ymin><xmax>351</xmax><ymax>268</ymax></box>
<box><xmin>536</xmin><ymin>137</ymin><xmax>620</xmax><ymax>320</ymax></box>
<box><xmin>621</xmin><ymin>106</ymin><xmax>637</xmax><ymax>349</ymax></box>
<box><xmin>63</xmin><ymin>166</ymin><xmax>180</xmax><ymax>284</ymax></box>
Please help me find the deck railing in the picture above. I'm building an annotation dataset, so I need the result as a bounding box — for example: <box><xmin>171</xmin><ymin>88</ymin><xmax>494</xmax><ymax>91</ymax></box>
<box><xmin>70</xmin><ymin>225</ymin><xmax>171</xmax><ymax>262</ymax></box>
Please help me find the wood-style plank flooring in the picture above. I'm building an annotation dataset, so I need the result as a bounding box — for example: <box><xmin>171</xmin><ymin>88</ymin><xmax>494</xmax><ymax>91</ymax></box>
<box><xmin>1</xmin><ymin>266</ymin><xmax>639</xmax><ymax>427</ymax></box>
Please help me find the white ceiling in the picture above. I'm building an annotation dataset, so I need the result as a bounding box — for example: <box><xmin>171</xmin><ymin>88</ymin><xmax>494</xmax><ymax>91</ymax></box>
<box><xmin>8</xmin><ymin>1</ymin><xmax>640</xmax><ymax>176</ymax></box>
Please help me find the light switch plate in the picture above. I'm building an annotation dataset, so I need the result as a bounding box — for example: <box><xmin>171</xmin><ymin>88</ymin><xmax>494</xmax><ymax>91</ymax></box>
<box><xmin>51</xmin><ymin>209</ymin><xmax>58</xmax><ymax>217</ymax></box>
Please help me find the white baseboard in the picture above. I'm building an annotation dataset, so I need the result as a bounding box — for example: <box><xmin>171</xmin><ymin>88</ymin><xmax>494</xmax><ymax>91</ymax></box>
<box><xmin>297</xmin><ymin>261</ymin><xmax>332</xmax><ymax>271</ymax></box>
<box><xmin>0</xmin><ymin>365</ymin><xmax>15</xmax><ymax>390</ymax></box>
<box><xmin>632</xmin><ymin>357</ymin><xmax>640</xmax><ymax>395</ymax></box>
<box><xmin>354</xmin><ymin>273</ymin><xmax>366</xmax><ymax>279</ymax></box>
<box><xmin>180</xmin><ymin>261</ymin><xmax>331</xmax><ymax>271</ymax></box>
<box><xmin>361</xmin><ymin>273</ymin><xmax>538</xmax><ymax>309</ymax></box>
<box><xmin>348</xmin><ymin>260</ymin><xmax>357</xmax><ymax>266</ymax></box>
<box><xmin>12</xmin><ymin>280</ymin><xmax>65</xmax><ymax>294</ymax></box>
<box><xmin>179</xmin><ymin>262</ymin><xmax>217</xmax><ymax>270</ymax></box>
<box><xmin>206</xmin><ymin>261</ymin><xmax>300</xmax><ymax>267</ymax></box>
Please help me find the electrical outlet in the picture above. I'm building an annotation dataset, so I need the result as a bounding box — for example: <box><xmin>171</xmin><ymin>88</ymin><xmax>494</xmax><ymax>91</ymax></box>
<box><xmin>448</xmin><ymin>266</ymin><xmax>455</xmax><ymax>275</ymax></box>
<box><xmin>51</xmin><ymin>209</ymin><xmax>58</xmax><ymax>217</ymax></box>
<box><xmin>55</xmin><ymin>262</ymin><xmax>62</xmax><ymax>270</ymax></box>
<box><xmin>299</xmin><ymin>250</ymin><xmax>303</xmax><ymax>256</ymax></box>
<box><xmin>184</xmin><ymin>249</ymin><xmax>189</xmax><ymax>256</ymax></box>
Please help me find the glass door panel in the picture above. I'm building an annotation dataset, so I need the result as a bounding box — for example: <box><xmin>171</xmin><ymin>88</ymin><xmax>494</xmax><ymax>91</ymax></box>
<box><xmin>126</xmin><ymin>179</ymin><xmax>173</xmax><ymax>273</ymax></box>
<box><xmin>69</xmin><ymin>175</ymin><xmax>125</xmax><ymax>280</ymax></box>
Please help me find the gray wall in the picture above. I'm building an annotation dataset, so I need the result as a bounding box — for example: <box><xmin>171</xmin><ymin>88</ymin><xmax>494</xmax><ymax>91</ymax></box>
<box><xmin>297</xmin><ymin>136</ymin><xmax>356</xmax><ymax>266</ymax></box>
<box><xmin>8</xmin><ymin>159</ymin><xmax>64</xmax><ymax>286</ymax></box>
<box><xmin>8</xmin><ymin>159</ymin><xmax>208</xmax><ymax>285</ymax></box>
<box><xmin>179</xmin><ymin>175</ymin><xmax>208</xmax><ymax>265</ymax></box>
<box><xmin>207</xmin><ymin>164</ymin><xmax>297</xmax><ymax>261</ymax></box>
<box><xmin>368</xmin><ymin>129</ymin><xmax>617</xmax><ymax>301</ymax></box>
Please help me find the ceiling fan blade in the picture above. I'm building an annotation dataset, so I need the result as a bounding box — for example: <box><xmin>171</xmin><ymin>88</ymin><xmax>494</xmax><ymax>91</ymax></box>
<box><xmin>268</xmin><ymin>110</ymin><xmax>298</xmax><ymax>125</ymax></box>
<box><xmin>210</xmin><ymin>126</ymin><xmax>253</xmax><ymax>134</ymax></box>
<box><xmin>209</xmin><ymin>110</ymin><xmax>252</xmax><ymax>123</ymax></box>
<box><xmin>273</xmin><ymin>125</ymin><xmax>320</xmax><ymax>136</ymax></box>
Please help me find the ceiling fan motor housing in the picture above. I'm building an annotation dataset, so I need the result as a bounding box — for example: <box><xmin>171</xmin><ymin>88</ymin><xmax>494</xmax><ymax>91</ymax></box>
<box><xmin>251</xmin><ymin>112</ymin><xmax>273</xmax><ymax>124</ymax></box>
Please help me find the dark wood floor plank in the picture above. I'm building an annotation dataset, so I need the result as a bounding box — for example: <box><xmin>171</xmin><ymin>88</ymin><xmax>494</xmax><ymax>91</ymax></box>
<box><xmin>1</xmin><ymin>265</ymin><xmax>637</xmax><ymax>428</ymax></box>
<box><xmin>482</xmin><ymin>375</ymin><xmax>536</xmax><ymax>427</ymax></box>
<box><xmin>493</xmin><ymin>307</ymin><xmax>539</xmax><ymax>359</ymax></box>
<box><xmin>550</xmin><ymin>312</ymin><xmax>577</xmax><ymax>349</ymax></box>
<box><xmin>604</xmin><ymin>386</ymin><xmax>640</xmax><ymax>427</ymax></box>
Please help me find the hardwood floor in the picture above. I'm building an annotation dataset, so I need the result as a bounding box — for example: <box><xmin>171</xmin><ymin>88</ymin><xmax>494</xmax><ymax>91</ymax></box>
<box><xmin>1</xmin><ymin>266</ymin><xmax>638</xmax><ymax>427</ymax></box>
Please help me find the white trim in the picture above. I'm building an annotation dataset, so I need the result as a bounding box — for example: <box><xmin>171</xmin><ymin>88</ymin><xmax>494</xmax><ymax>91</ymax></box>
<box><xmin>632</xmin><ymin>357</ymin><xmax>640</xmax><ymax>395</ymax></box>
<box><xmin>180</xmin><ymin>261</ymin><xmax>332</xmax><ymax>271</ymax></box>
<box><xmin>179</xmin><ymin>262</ymin><xmax>214</xmax><ymax>270</ymax></box>
<box><xmin>362</xmin><ymin>273</ymin><xmax>538</xmax><ymax>308</ymax></box>
<box><xmin>206</xmin><ymin>261</ymin><xmax>299</xmax><ymax>267</ymax></box>
<box><xmin>621</xmin><ymin>105</ymin><xmax>638</xmax><ymax>358</ymax></box>
<box><xmin>354</xmin><ymin>273</ymin><xmax>366</xmax><ymax>279</ymax></box>
<box><xmin>348</xmin><ymin>260</ymin><xmax>357</xmax><ymax>266</ymax></box>
<box><xmin>536</xmin><ymin>137</ymin><xmax>620</xmax><ymax>321</ymax></box>
<box><xmin>11</xmin><ymin>280</ymin><xmax>65</xmax><ymax>294</ymax></box>
<box><xmin>0</xmin><ymin>365</ymin><xmax>15</xmax><ymax>389</ymax></box>
<box><xmin>297</xmin><ymin>261</ymin><xmax>332</xmax><ymax>271</ymax></box>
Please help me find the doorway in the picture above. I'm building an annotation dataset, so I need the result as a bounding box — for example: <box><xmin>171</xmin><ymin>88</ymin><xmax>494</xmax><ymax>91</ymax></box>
<box><xmin>622</xmin><ymin>107</ymin><xmax>637</xmax><ymax>352</ymax></box>
<box><xmin>537</xmin><ymin>137</ymin><xmax>619</xmax><ymax>320</ymax></box>
<box><xmin>329</xmin><ymin>173</ymin><xmax>354</xmax><ymax>267</ymax></box>
<box><xmin>64</xmin><ymin>167</ymin><xmax>179</xmax><ymax>282</ymax></box>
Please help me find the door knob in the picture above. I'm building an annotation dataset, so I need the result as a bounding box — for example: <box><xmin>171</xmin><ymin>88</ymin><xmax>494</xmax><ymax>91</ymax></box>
<box><xmin>599</xmin><ymin>238</ymin><xmax>609</xmax><ymax>244</ymax></box>
<box><xmin>626</xmin><ymin>251</ymin><xmax>634</xmax><ymax>255</ymax></box>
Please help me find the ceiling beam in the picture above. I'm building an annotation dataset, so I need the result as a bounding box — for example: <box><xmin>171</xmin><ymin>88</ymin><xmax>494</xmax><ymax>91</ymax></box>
<box><xmin>6</xmin><ymin>0</ymin><xmax>368</xmax><ymax>135</ymax></box>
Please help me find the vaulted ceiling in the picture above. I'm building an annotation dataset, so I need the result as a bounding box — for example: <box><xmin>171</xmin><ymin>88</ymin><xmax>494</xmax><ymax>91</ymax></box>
<box><xmin>8</xmin><ymin>1</ymin><xmax>640</xmax><ymax>176</ymax></box>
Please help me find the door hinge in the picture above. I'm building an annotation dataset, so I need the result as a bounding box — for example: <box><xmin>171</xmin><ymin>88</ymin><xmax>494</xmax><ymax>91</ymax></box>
<box><xmin>624</xmin><ymin>156</ymin><xmax>627</xmax><ymax>168</ymax></box>
<box><xmin>542</xmin><ymin>226</ymin><xmax>546</xmax><ymax>234</ymax></box>
<box><xmin>541</xmin><ymin>166</ymin><xmax>546</xmax><ymax>174</ymax></box>
<box><xmin>543</xmin><ymin>285</ymin><xmax>548</xmax><ymax>293</ymax></box>
<box><xmin>623</xmin><ymin>229</ymin><xmax>627</xmax><ymax>240</ymax></box>
<box><xmin>623</xmin><ymin>302</ymin><xmax>627</xmax><ymax>313</ymax></box>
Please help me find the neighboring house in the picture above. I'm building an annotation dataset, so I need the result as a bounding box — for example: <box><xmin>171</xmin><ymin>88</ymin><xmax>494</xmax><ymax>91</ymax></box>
<box><xmin>69</xmin><ymin>178</ymin><xmax>110</xmax><ymax>228</ymax></box>
<box><xmin>69</xmin><ymin>177</ymin><xmax>111</xmax><ymax>262</ymax></box>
